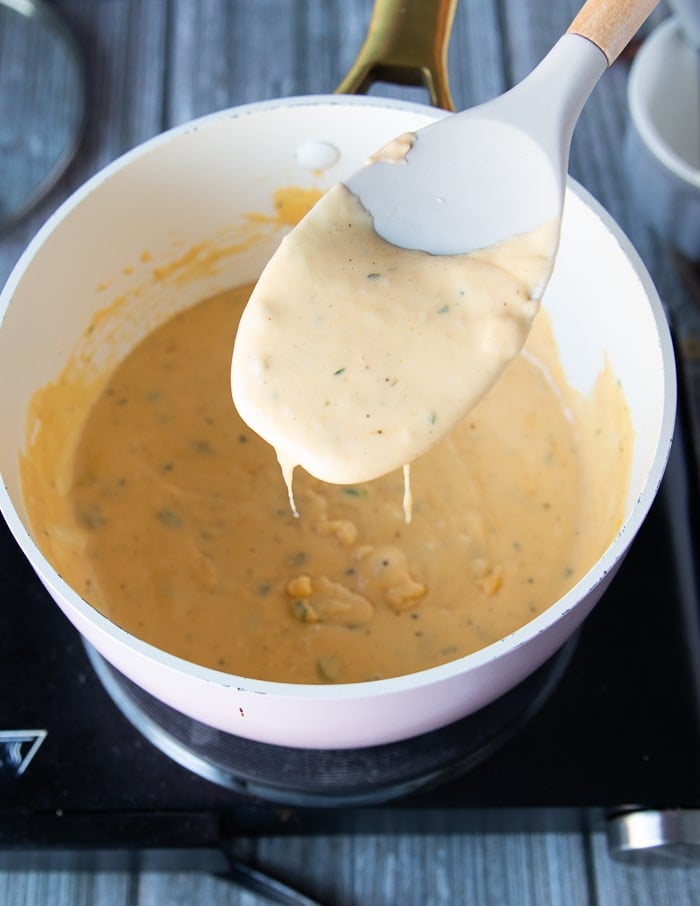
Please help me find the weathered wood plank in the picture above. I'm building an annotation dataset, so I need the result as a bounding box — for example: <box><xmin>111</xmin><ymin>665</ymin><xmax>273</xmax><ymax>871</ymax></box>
<box><xmin>447</xmin><ymin>0</ymin><xmax>507</xmax><ymax>107</ymax></box>
<box><xmin>168</xmin><ymin>0</ymin><xmax>305</xmax><ymax>121</ymax></box>
<box><xmin>133</xmin><ymin>832</ymin><xmax>591</xmax><ymax>905</ymax></box>
<box><xmin>252</xmin><ymin>832</ymin><xmax>592</xmax><ymax>906</ymax></box>
<box><xmin>0</xmin><ymin>867</ymin><xmax>134</xmax><ymax>906</ymax></box>
<box><xmin>136</xmin><ymin>869</ymin><xmax>264</xmax><ymax>905</ymax></box>
<box><xmin>59</xmin><ymin>0</ymin><xmax>169</xmax><ymax>166</ymax></box>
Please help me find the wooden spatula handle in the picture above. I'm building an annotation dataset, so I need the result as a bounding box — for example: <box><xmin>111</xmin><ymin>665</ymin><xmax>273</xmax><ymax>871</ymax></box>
<box><xmin>567</xmin><ymin>0</ymin><xmax>659</xmax><ymax>65</ymax></box>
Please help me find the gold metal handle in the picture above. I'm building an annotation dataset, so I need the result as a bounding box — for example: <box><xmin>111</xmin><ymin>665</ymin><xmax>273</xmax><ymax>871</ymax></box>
<box><xmin>336</xmin><ymin>0</ymin><xmax>458</xmax><ymax>111</ymax></box>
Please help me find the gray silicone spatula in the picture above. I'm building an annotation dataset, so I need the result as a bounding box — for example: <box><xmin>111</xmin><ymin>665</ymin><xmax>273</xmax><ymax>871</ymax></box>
<box><xmin>345</xmin><ymin>0</ymin><xmax>659</xmax><ymax>256</ymax></box>
<box><xmin>231</xmin><ymin>0</ymin><xmax>661</xmax><ymax>493</ymax></box>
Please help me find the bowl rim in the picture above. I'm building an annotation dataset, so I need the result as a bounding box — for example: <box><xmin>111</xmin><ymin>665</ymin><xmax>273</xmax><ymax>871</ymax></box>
<box><xmin>627</xmin><ymin>16</ymin><xmax>700</xmax><ymax>190</ymax></box>
<box><xmin>0</xmin><ymin>94</ymin><xmax>678</xmax><ymax>702</ymax></box>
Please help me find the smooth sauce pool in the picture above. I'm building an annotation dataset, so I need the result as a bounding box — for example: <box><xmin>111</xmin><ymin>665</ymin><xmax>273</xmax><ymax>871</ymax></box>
<box><xmin>21</xmin><ymin>282</ymin><xmax>633</xmax><ymax>685</ymax></box>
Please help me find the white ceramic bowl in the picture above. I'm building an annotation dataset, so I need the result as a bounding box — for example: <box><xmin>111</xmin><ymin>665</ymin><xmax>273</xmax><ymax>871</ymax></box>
<box><xmin>0</xmin><ymin>97</ymin><xmax>676</xmax><ymax>749</ymax></box>
<box><xmin>625</xmin><ymin>16</ymin><xmax>700</xmax><ymax>259</ymax></box>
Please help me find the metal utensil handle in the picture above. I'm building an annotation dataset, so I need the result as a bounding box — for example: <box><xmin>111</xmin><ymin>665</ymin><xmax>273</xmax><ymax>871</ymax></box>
<box><xmin>335</xmin><ymin>0</ymin><xmax>457</xmax><ymax>111</ymax></box>
<box><xmin>567</xmin><ymin>0</ymin><xmax>660</xmax><ymax>65</ymax></box>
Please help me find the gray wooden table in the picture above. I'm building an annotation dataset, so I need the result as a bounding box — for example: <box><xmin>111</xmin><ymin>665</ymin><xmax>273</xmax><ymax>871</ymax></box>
<box><xmin>1</xmin><ymin>1</ymin><xmax>699</xmax><ymax>903</ymax></box>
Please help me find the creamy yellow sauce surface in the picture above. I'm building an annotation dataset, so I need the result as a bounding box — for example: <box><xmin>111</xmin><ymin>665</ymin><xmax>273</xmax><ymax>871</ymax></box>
<box><xmin>231</xmin><ymin>184</ymin><xmax>559</xmax><ymax>490</ymax></box>
<box><xmin>21</xmin><ymin>282</ymin><xmax>632</xmax><ymax>685</ymax></box>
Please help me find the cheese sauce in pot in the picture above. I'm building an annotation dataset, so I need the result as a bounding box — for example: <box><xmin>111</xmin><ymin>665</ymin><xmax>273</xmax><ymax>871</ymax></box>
<box><xmin>21</xmin><ymin>280</ymin><xmax>632</xmax><ymax>684</ymax></box>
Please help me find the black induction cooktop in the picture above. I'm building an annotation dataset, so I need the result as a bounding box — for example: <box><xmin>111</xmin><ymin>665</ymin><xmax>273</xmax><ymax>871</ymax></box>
<box><xmin>1</xmin><ymin>372</ymin><xmax>698</xmax><ymax>865</ymax></box>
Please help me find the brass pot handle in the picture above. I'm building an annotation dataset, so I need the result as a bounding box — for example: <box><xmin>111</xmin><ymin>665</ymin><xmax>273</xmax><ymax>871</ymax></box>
<box><xmin>336</xmin><ymin>0</ymin><xmax>457</xmax><ymax>111</ymax></box>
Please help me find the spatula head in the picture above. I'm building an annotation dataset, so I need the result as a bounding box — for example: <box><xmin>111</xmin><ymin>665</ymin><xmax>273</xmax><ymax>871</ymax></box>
<box><xmin>344</xmin><ymin>114</ymin><xmax>563</xmax><ymax>256</ymax></box>
<box><xmin>344</xmin><ymin>33</ymin><xmax>609</xmax><ymax>256</ymax></box>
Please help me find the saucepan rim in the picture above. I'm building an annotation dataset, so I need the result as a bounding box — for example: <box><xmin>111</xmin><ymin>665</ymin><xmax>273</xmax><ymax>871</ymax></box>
<box><xmin>0</xmin><ymin>93</ymin><xmax>677</xmax><ymax>702</ymax></box>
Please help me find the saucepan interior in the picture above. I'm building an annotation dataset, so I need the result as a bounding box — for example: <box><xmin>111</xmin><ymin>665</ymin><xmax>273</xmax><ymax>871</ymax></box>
<box><xmin>0</xmin><ymin>97</ymin><xmax>675</xmax><ymax>748</ymax></box>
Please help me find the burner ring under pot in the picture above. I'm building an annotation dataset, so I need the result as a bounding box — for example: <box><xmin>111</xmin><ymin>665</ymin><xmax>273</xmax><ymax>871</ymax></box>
<box><xmin>84</xmin><ymin>636</ymin><xmax>578</xmax><ymax>808</ymax></box>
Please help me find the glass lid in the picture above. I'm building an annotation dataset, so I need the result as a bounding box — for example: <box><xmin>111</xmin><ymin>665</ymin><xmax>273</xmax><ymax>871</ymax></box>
<box><xmin>0</xmin><ymin>0</ymin><xmax>86</xmax><ymax>230</ymax></box>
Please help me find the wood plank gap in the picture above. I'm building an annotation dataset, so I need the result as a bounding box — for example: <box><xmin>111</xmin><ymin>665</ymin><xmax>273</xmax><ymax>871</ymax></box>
<box><xmin>582</xmin><ymin>830</ymin><xmax>602</xmax><ymax>906</ymax></box>
<box><xmin>161</xmin><ymin>0</ymin><xmax>176</xmax><ymax>132</ymax></box>
<box><xmin>494</xmin><ymin>0</ymin><xmax>514</xmax><ymax>89</ymax></box>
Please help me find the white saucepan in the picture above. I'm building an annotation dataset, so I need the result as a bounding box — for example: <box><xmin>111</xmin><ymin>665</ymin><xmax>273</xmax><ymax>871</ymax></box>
<box><xmin>0</xmin><ymin>96</ymin><xmax>676</xmax><ymax>749</ymax></box>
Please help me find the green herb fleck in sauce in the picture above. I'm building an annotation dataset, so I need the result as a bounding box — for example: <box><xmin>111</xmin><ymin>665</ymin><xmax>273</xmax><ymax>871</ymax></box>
<box><xmin>79</xmin><ymin>504</ymin><xmax>106</xmax><ymax>530</ymax></box>
<box><xmin>341</xmin><ymin>487</ymin><xmax>368</xmax><ymax>498</ymax></box>
<box><xmin>316</xmin><ymin>656</ymin><xmax>343</xmax><ymax>682</ymax></box>
<box><xmin>291</xmin><ymin>599</ymin><xmax>318</xmax><ymax>623</ymax></box>
<box><xmin>157</xmin><ymin>508</ymin><xmax>183</xmax><ymax>528</ymax></box>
